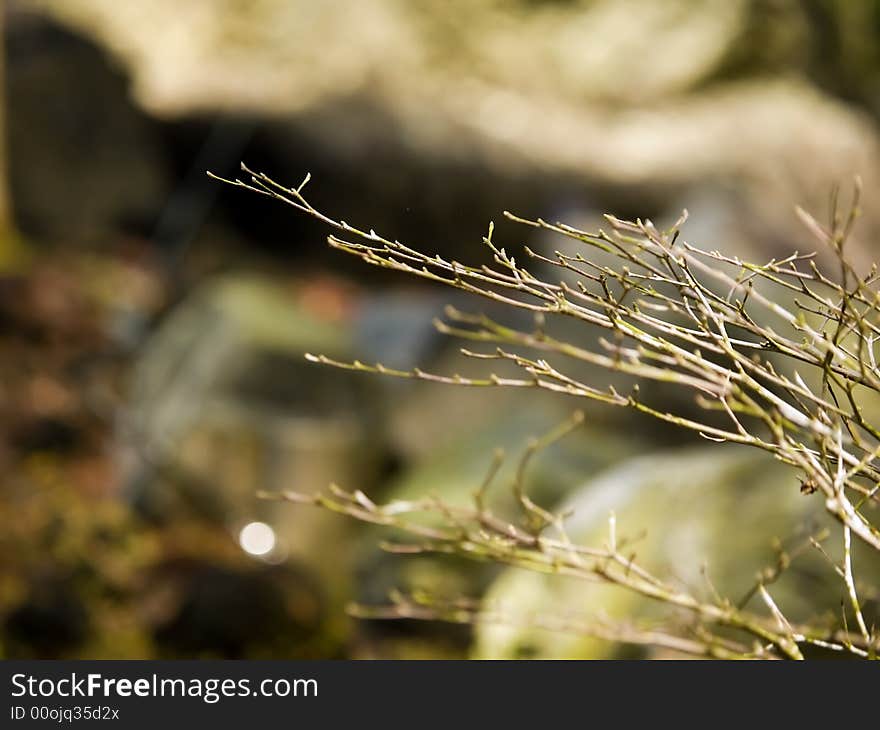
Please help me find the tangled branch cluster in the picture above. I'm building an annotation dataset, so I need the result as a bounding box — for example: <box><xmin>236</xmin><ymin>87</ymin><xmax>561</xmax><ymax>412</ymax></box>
<box><xmin>213</xmin><ymin>165</ymin><xmax>879</xmax><ymax>659</ymax></box>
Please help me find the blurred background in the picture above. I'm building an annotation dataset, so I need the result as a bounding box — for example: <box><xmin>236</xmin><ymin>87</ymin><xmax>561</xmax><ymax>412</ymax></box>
<box><xmin>1</xmin><ymin>0</ymin><xmax>879</xmax><ymax>659</ymax></box>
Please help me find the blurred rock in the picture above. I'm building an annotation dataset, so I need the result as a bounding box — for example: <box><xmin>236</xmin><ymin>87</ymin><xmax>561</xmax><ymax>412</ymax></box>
<box><xmin>354</xmin><ymin>397</ymin><xmax>640</xmax><ymax>655</ymax></box>
<box><xmin>474</xmin><ymin>445</ymin><xmax>880</xmax><ymax>658</ymax></box>
<box><xmin>27</xmin><ymin>0</ymin><xmax>753</xmax><ymax>112</ymax></box>
<box><xmin>29</xmin><ymin>0</ymin><xmax>880</xmax><ymax>260</ymax></box>
<box><xmin>125</xmin><ymin>274</ymin><xmax>382</xmax><ymax>624</ymax></box>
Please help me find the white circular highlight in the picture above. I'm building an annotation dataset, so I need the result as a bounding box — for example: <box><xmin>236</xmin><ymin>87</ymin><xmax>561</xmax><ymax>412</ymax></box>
<box><xmin>239</xmin><ymin>521</ymin><xmax>276</xmax><ymax>557</ymax></box>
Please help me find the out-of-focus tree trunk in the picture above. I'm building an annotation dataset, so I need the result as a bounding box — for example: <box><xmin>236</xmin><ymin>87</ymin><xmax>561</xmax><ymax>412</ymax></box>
<box><xmin>0</xmin><ymin>5</ymin><xmax>12</xmax><ymax>237</ymax></box>
<box><xmin>0</xmin><ymin>5</ymin><xmax>21</xmax><ymax>271</ymax></box>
